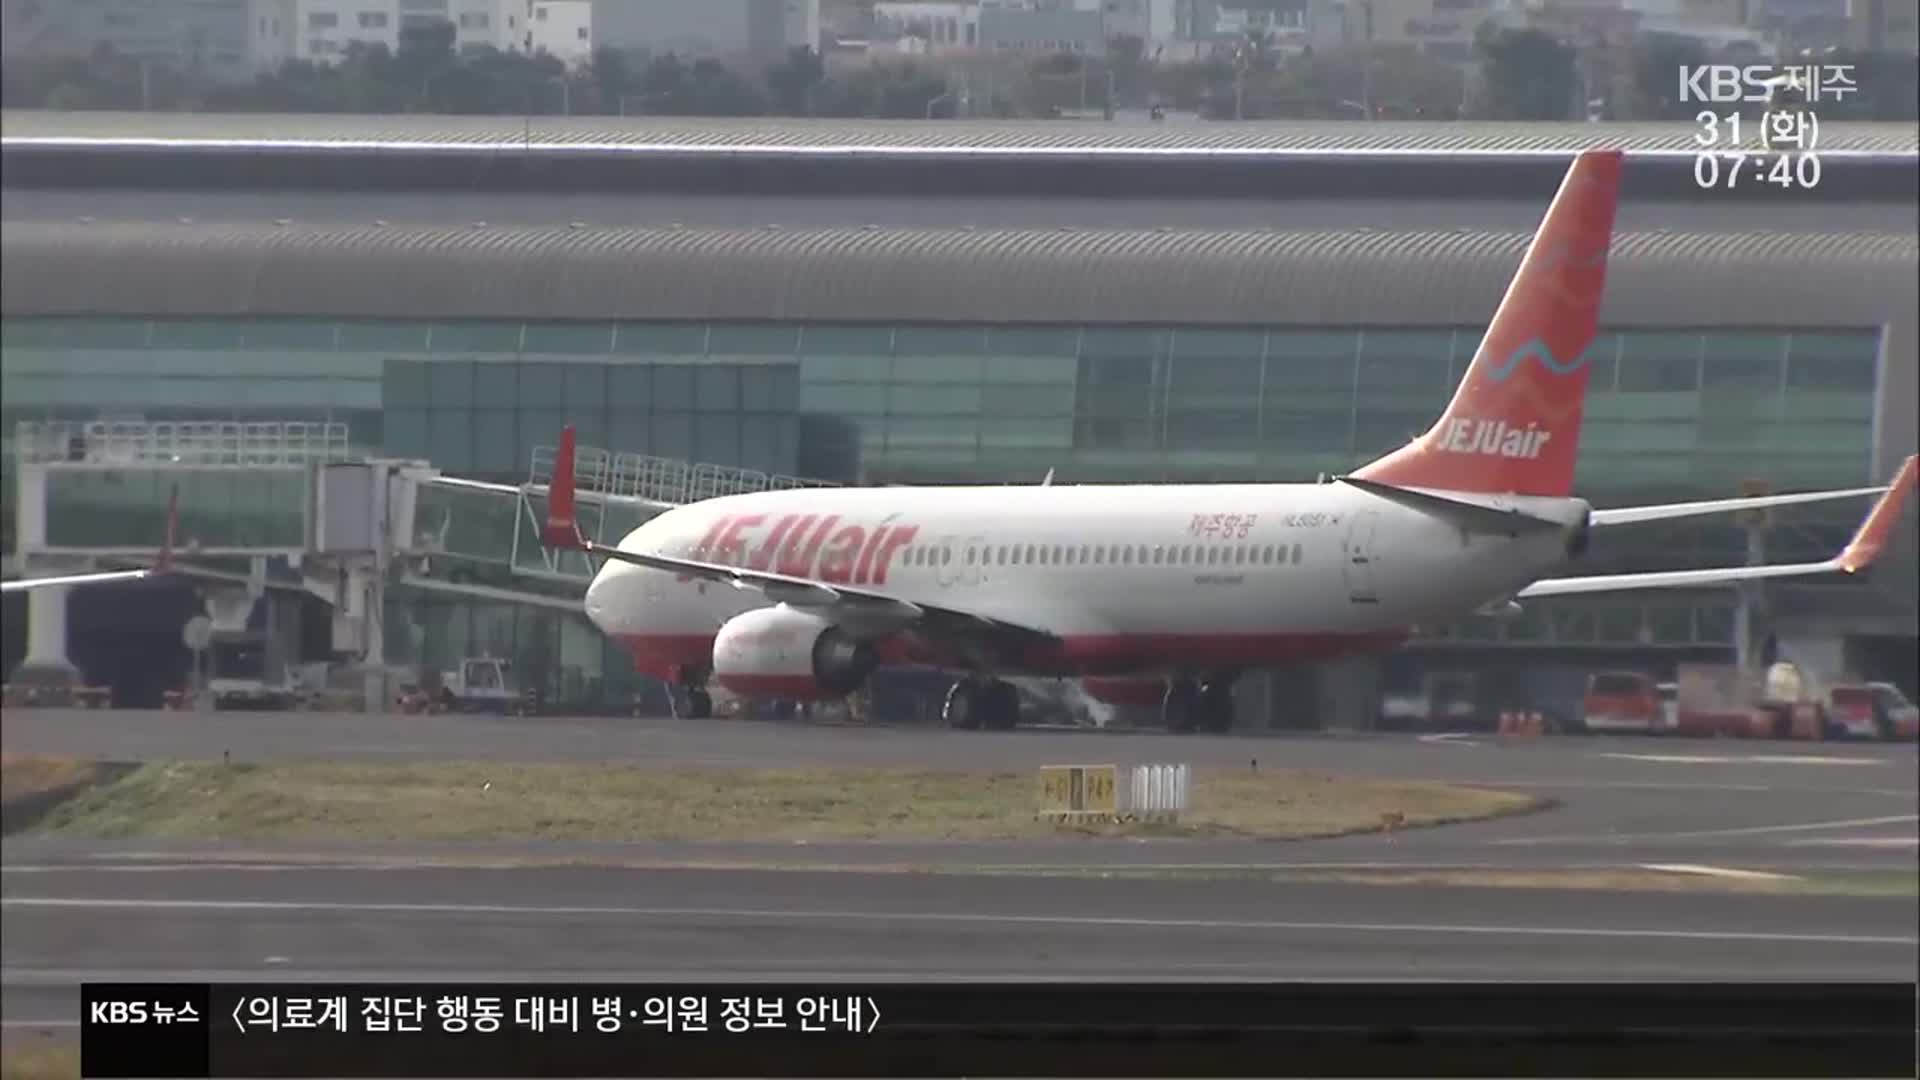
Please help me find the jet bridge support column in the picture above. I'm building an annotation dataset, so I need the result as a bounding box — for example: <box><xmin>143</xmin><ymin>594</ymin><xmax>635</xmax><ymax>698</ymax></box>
<box><xmin>315</xmin><ymin>459</ymin><xmax>422</xmax><ymax>716</ymax></box>
<box><xmin>13</xmin><ymin>585</ymin><xmax>79</xmax><ymax>687</ymax></box>
<box><xmin>8</xmin><ymin>463</ymin><xmax>79</xmax><ymax>687</ymax></box>
<box><xmin>363</xmin><ymin>567</ymin><xmax>386</xmax><ymax>717</ymax></box>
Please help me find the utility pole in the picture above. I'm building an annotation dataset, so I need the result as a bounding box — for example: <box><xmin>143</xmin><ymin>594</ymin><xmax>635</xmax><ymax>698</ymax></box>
<box><xmin>1100</xmin><ymin>0</ymin><xmax>1113</xmax><ymax>120</ymax></box>
<box><xmin>1733</xmin><ymin>479</ymin><xmax>1772</xmax><ymax>681</ymax></box>
<box><xmin>1359</xmin><ymin>0</ymin><xmax>1375</xmax><ymax>120</ymax></box>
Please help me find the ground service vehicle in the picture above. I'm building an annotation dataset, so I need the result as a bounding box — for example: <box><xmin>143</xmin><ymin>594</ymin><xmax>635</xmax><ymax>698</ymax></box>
<box><xmin>1582</xmin><ymin>671</ymin><xmax>1665</xmax><ymax>733</ymax></box>
<box><xmin>1828</xmin><ymin>683</ymin><xmax>1920</xmax><ymax>740</ymax></box>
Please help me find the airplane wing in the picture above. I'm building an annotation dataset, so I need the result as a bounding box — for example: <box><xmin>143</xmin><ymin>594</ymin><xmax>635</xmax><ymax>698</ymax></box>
<box><xmin>1</xmin><ymin>568</ymin><xmax>153</xmax><ymax>594</ymax></box>
<box><xmin>539</xmin><ymin>426</ymin><xmax>1058</xmax><ymax>656</ymax></box>
<box><xmin>1520</xmin><ymin>456</ymin><xmax>1915</xmax><ymax>599</ymax></box>
<box><xmin>2</xmin><ymin>486</ymin><xmax>179</xmax><ymax>594</ymax></box>
<box><xmin>1589</xmin><ymin>465</ymin><xmax>1905</xmax><ymax>528</ymax></box>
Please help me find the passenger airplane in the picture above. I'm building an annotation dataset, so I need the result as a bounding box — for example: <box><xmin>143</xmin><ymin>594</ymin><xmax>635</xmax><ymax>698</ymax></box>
<box><xmin>1</xmin><ymin>488</ymin><xmax>178</xmax><ymax>594</ymax></box>
<box><xmin>542</xmin><ymin>149</ymin><xmax>1917</xmax><ymax>732</ymax></box>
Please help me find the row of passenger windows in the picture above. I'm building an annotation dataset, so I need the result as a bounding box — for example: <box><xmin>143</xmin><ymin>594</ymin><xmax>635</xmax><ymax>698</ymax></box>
<box><xmin>901</xmin><ymin>541</ymin><xmax>1305</xmax><ymax>568</ymax></box>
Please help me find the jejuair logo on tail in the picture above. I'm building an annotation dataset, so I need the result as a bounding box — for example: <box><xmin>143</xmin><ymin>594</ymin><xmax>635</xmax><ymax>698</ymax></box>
<box><xmin>1434</xmin><ymin>417</ymin><xmax>1553</xmax><ymax>460</ymax></box>
<box><xmin>1436</xmin><ymin>338</ymin><xmax>1590</xmax><ymax>461</ymax></box>
<box><xmin>1483</xmin><ymin>338</ymin><xmax>1590</xmax><ymax>383</ymax></box>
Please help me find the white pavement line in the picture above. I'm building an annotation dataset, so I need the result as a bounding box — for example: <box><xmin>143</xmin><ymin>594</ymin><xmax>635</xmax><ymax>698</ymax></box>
<box><xmin>1488</xmin><ymin>780</ymin><xmax>1775</xmax><ymax>792</ymax></box>
<box><xmin>1417</xmin><ymin>734</ymin><xmax>1480</xmax><ymax>748</ymax></box>
<box><xmin>1639</xmin><ymin>864</ymin><xmax>1803</xmax><ymax>882</ymax></box>
<box><xmin>1599</xmin><ymin>752</ymin><xmax>1886</xmax><ymax>766</ymax></box>
<box><xmin>0</xmin><ymin>859</ymin><xmax>1759</xmax><ymax>875</ymax></box>
<box><xmin>1495</xmin><ymin>813</ymin><xmax>1920</xmax><ymax>845</ymax></box>
<box><xmin>1783</xmin><ymin>837</ymin><xmax>1919</xmax><ymax>849</ymax></box>
<box><xmin>3</xmin><ymin>897</ymin><xmax>1913</xmax><ymax>947</ymax></box>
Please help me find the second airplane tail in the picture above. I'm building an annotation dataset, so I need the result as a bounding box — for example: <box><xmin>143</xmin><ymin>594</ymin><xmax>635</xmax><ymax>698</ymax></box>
<box><xmin>1353</xmin><ymin>149</ymin><xmax>1623</xmax><ymax>498</ymax></box>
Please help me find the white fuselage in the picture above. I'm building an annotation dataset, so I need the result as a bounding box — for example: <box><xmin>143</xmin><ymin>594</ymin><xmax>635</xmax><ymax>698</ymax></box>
<box><xmin>583</xmin><ymin>482</ymin><xmax>1590</xmax><ymax>681</ymax></box>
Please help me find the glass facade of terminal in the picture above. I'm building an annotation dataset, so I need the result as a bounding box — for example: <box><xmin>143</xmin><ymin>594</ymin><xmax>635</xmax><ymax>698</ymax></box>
<box><xmin>4</xmin><ymin>316</ymin><xmax>1881</xmax><ymax>487</ymax></box>
<box><xmin>1</xmin><ymin>316</ymin><xmax>1887</xmax><ymax>702</ymax></box>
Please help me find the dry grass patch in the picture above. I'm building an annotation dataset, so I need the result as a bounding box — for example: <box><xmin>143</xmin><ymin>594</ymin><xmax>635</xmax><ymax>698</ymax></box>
<box><xmin>1</xmin><ymin>754</ymin><xmax>129</xmax><ymax>834</ymax></box>
<box><xmin>28</xmin><ymin>760</ymin><xmax>1539</xmax><ymax>843</ymax></box>
<box><xmin>0</xmin><ymin>1043</ymin><xmax>78</xmax><ymax>1080</ymax></box>
<box><xmin>0</xmin><ymin>754</ymin><xmax>105</xmax><ymax>803</ymax></box>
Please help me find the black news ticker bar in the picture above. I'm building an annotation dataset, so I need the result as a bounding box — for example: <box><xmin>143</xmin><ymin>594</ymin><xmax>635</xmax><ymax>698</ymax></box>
<box><xmin>83</xmin><ymin>982</ymin><xmax>1917</xmax><ymax>1078</ymax></box>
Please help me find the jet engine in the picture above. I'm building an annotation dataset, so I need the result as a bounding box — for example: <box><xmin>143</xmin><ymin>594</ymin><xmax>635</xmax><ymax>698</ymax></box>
<box><xmin>710</xmin><ymin>606</ymin><xmax>878</xmax><ymax>701</ymax></box>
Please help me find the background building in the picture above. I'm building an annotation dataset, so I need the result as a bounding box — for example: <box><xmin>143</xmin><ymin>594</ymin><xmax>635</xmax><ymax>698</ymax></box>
<box><xmin>3</xmin><ymin>113</ymin><xmax>1915</xmax><ymax>722</ymax></box>
<box><xmin>529</xmin><ymin>1</ymin><xmax>594</xmax><ymax>66</ymax></box>
<box><xmin>591</xmin><ymin>0</ymin><xmax>820</xmax><ymax>62</ymax></box>
<box><xmin>0</xmin><ymin>0</ymin><xmax>260</xmax><ymax>82</ymax></box>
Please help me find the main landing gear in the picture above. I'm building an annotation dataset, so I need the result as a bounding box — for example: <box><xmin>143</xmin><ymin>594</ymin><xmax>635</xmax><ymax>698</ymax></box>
<box><xmin>943</xmin><ymin>677</ymin><xmax>1021</xmax><ymax>731</ymax></box>
<box><xmin>679</xmin><ymin>669</ymin><xmax>714</xmax><ymax>719</ymax></box>
<box><xmin>1163</xmin><ymin>675</ymin><xmax>1235</xmax><ymax>734</ymax></box>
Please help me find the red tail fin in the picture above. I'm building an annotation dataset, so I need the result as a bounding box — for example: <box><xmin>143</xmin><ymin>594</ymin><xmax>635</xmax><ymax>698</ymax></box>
<box><xmin>156</xmin><ymin>484</ymin><xmax>179</xmax><ymax>573</ymax></box>
<box><xmin>1352</xmin><ymin>149</ymin><xmax>1623</xmax><ymax>497</ymax></box>
<box><xmin>543</xmin><ymin>425</ymin><xmax>584</xmax><ymax>550</ymax></box>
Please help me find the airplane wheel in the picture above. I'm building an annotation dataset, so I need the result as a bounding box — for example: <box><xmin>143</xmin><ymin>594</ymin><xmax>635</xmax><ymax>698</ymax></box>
<box><xmin>985</xmin><ymin>680</ymin><xmax>1021</xmax><ymax>731</ymax></box>
<box><xmin>686</xmin><ymin>688</ymin><xmax>713</xmax><ymax>719</ymax></box>
<box><xmin>943</xmin><ymin>680</ymin><xmax>982</xmax><ymax>730</ymax></box>
<box><xmin>1162</xmin><ymin>678</ymin><xmax>1199</xmax><ymax>734</ymax></box>
<box><xmin>1198</xmin><ymin>681</ymin><xmax>1235</xmax><ymax>734</ymax></box>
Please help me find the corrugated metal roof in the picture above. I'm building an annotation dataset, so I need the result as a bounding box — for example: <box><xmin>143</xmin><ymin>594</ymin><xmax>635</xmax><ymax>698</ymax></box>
<box><xmin>4</xmin><ymin>110</ymin><xmax>1916</xmax><ymax>155</ymax></box>
<box><xmin>4</xmin><ymin>222</ymin><xmax>1912</xmax><ymax>327</ymax></box>
<box><xmin>7</xmin><ymin>187</ymin><xmax>1909</xmax><ymax>233</ymax></box>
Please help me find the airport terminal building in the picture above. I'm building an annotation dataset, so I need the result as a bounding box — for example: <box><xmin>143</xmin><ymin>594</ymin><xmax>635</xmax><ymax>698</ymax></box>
<box><xmin>3</xmin><ymin>114</ymin><xmax>1916</xmax><ymax>722</ymax></box>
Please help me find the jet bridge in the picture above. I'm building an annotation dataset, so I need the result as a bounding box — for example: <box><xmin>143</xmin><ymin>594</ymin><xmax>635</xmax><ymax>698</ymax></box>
<box><xmin>410</xmin><ymin>440</ymin><xmax>839</xmax><ymax>590</ymax></box>
<box><xmin>7</xmin><ymin>418</ymin><xmax>838</xmax><ymax>707</ymax></box>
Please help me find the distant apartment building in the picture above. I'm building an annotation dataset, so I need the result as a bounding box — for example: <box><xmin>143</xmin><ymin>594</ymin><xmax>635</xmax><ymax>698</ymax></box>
<box><xmin>267</xmin><ymin>1</ymin><xmax>525</xmax><ymax>63</ymax></box>
<box><xmin>529</xmin><ymin>1</ymin><xmax>594</xmax><ymax>65</ymax></box>
<box><xmin>864</xmin><ymin>0</ymin><xmax>1197</xmax><ymax>57</ymax></box>
<box><xmin>1176</xmin><ymin>0</ymin><xmax>1502</xmax><ymax>60</ymax></box>
<box><xmin>1626</xmin><ymin>0</ymin><xmax>1913</xmax><ymax>53</ymax></box>
<box><xmin>979</xmin><ymin>4</ymin><xmax>1107</xmax><ymax>52</ymax></box>
<box><xmin>1849</xmin><ymin>0</ymin><xmax>1918</xmax><ymax>51</ymax></box>
<box><xmin>242</xmin><ymin>1</ymin><xmax>591</xmax><ymax>69</ymax></box>
<box><xmin>870</xmin><ymin>1</ymin><xmax>982</xmax><ymax>49</ymax></box>
<box><xmin>2</xmin><ymin>0</ymin><xmax>260</xmax><ymax>82</ymax></box>
<box><xmin>591</xmin><ymin>0</ymin><xmax>820</xmax><ymax>62</ymax></box>
<box><xmin>1353</xmin><ymin>0</ymin><xmax>1508</xmax><ymax>57</ymax></box>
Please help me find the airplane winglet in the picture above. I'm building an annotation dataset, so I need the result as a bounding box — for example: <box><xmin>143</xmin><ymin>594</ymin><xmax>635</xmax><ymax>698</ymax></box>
<box><xmin>1836</xmin><ymin>454</ymin><xmax>1916</xmax><ymax>574</ymax></box>
<box><xmin>542</xmin><ymin>424</ymin><xmax>586</xmax><ymax>551</ymax></box>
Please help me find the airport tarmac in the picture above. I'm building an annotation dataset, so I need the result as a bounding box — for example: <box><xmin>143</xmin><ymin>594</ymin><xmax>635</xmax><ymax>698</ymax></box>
<box><xmin>4</xmin><ymin>709</ymin><xmax>1915</xmax><ymax>1033</ymax></box>
<box><xmin>5</xmin><ymin>855</ymin><xmax>1917</xmax><ymax>1031</ymax></box>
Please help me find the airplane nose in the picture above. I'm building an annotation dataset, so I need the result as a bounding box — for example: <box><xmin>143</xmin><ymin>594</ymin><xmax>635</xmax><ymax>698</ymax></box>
<box><xmin>583</xmin><ymin>565</ymin><xmax>617</xmax><ymax>630</ymax></box>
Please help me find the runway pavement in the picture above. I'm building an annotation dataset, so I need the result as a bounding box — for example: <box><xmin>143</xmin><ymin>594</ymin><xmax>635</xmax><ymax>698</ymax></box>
<box><xmin>4</xmin><ymin>709</ymin><xmax>1915</xmax><ymax>1033</ymax></box>
<box><xmin>5</xmin><ymin>855</ymin><xmax>1917</xmax><ymax>1030</ymax></box>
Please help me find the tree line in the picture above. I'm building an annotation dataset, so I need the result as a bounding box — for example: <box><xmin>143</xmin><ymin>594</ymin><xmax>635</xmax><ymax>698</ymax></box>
<box><xmin>2</xmin><ymin>18</ymin><xmax>1912</xmax><ymax>122</ymax></box>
